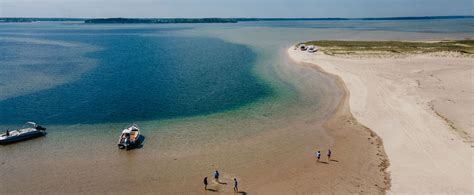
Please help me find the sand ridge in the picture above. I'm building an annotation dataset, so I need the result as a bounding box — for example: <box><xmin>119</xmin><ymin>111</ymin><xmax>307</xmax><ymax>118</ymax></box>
<box><xmin>288</xmin><ymin>47</ymin><xmax>473</xmax><ymax>193</ymax></box>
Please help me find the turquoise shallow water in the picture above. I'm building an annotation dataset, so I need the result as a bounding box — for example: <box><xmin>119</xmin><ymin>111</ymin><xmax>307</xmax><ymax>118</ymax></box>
<box><xmin>0</xmin><ymin>25</ymin><xmax>271</xmax><ymax>124</ymax></box>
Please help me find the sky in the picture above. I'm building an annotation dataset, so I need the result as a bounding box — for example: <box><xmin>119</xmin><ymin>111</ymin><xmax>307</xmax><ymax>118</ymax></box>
<box><xmin>0</xmin><ymin>0</ymin><xmax>472</xmax><ymax>18</ymax></box>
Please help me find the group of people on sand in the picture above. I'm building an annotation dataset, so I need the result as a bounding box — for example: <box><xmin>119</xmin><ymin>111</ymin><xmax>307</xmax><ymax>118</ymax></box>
<box><xmin>200</xmin><ymin>150</ymin><xmax>332</xmax><ymax>192</ymax></box>
<box><xmin>203</xmin><ymin>170</ymin><xmax>239</xmax><ymax>193</ymax></box>
<box><xmin>316</xmin><ymin>149</ymin><xmax>332</xmax><ymax>162</ymax></box>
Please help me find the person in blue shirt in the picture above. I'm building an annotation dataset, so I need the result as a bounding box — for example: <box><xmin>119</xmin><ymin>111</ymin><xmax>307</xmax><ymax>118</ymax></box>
<box><xmin>214</xmin><ymin>170</ymin><xmax>220</xmax><ymax>182</ymax></box>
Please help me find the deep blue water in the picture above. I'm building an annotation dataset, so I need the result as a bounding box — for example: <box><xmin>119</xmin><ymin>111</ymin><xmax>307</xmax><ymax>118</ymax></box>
<box><xmin>0</xmin><ymin>26</ymin><xmax>272</xmax><ymax>124</ymax></box>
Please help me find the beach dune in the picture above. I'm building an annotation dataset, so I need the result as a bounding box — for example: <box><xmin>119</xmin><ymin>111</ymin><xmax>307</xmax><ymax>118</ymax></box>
<box><xmin>288</xmin><ymin>47</ymin><xmax>473</xmax><ymax>193</ymax></box>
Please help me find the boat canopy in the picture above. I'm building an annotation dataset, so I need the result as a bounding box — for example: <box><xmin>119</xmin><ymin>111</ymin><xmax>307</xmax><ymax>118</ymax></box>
<box><xmin>26</xmin><ymin>122</ymin><xmax>37</xmax><ymax>126</ymax></box>
<box><xmin>122</xmin><ymin>124</ymin><xmax>139</xmax><ymax>134</ymax></box>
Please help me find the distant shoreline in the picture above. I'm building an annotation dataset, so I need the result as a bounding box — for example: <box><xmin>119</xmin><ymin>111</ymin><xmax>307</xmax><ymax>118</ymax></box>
<box><xmin>0</xmin><ymin>15</ymin><xmax>472</xmax><ymax>23</ymax></box>
<box><xmin>84</xmin><ymin>18</ymin><xmax>238</xmax><ymax>24</ymax></box>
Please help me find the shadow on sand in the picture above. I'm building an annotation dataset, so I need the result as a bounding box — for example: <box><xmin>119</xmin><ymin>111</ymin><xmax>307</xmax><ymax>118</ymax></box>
<box><xmin>330</xmin><ymin>159</ymin><xmax>339</xmax><ymax>162</ymax></box>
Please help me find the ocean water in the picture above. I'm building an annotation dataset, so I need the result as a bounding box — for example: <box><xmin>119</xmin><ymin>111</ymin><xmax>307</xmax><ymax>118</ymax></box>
<box><xmin>1</xmin><ymin>19</ymin><xmax>473</xmax><ymax>126</ymax></box>
<box><xmin>240</xmin><ymin>18</ymin><xmax>474</xmax><ymax>33</ymax></box>
<box><xmin>1</xmin><ymin>19</ymin><xmax>473</xmax><ymax>193</ymax></box>
<box><xmin>0</xmin><ymin>24</ymin><xmax>271</xmax><ymax>124</ymax></box>
<box><xmin>0</xmin><ymin>19</ymin><xmax>471</xmax><ymax>146</ymax></box>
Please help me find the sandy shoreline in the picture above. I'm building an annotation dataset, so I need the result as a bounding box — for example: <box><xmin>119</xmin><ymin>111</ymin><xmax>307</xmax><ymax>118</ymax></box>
<box><xmin>288</xmin><ymin>47</ymin><xmax>473</xmax><ymax>193</ymax></box>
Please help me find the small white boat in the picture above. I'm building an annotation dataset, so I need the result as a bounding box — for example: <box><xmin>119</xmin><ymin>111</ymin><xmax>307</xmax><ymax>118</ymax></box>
<box><xmin>299</xmin><ymin>44</ymin><xmax>307</xmax><ymax>51</ymax></box>
<box><xmin>117</xmin><ymin>124</ymin><xmax>142</xmax><ymax>150</ymax></box>
<box><xmin>307</xmin><ymin>45</ymin><xmax>318</xmax><ymax>53</ymax></box>
<box><xmin>0</xmin><ymin>122</ymin><xmax>47</xmax><ymax>145</ymax></box>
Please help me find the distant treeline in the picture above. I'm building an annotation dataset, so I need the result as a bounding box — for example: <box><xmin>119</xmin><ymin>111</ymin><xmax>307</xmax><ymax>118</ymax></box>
<box><xmin>84</xmin><ymin>18</ymin><xmax>238</xmax><ymax>24</ymax></box>
<box><xmin>84</xmin><ymin>16</ymin><xmax>474</xmax><ymax>23</ymax></box>
<box><xmin>1</xmin><ymin>16</ymin><xmax>472</xmax><ymax>23</ymax></box>
<box><xmin>0</xmin><ymin>18</ymin><xmax>84</xmax><ymax>22</ymax></box>
<box><xmin>251</xmin><ymin>16</ymin><xmax>474</xmax><ymax>21</ymax></box>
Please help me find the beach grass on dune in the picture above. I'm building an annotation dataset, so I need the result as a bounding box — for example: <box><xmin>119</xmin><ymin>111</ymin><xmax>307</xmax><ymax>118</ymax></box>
<box><xmin>304</xmin><ymin>39</ymin><xmax>474</xmax><ymax>55</ymax></box>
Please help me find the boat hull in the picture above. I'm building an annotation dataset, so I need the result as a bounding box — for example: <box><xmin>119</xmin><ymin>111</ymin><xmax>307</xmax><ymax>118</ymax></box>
<box><xmin>118</xmin><ymin>135</ymin><xmax>144</xmax><ymax>150</ymax></box>
<box><xmin>0</xmin><ymin>131</ymin><xmax>47</xmax><ymax>145</ymax></box>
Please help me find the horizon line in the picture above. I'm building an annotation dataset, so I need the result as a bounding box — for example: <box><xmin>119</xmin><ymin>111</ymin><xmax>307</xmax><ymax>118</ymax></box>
<box><xmin>0</xmin><ymin>15</ymin><xmax>473</xmax><ymax>20</ymax></box>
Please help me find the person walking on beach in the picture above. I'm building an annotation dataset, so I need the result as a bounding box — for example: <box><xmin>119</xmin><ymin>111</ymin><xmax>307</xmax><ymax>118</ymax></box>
<box><xmin>203</xmin><ymin>176</ymin><xmax>208</xmax><ymax>190</ymax></box>
<box><xmin>327</xmin><ymin>149</ymin><xmax>332</xmax><ymax>161</ymax></box>
<box><xmin>316</xmin><ymin>151</ymin><xmax>321</xmax><ymax>161</ymax></box>
<box><xmin>214</xmin><ymin>170</ymin><xmax>220</xmax><ymax>182</ymax></box>
<box><xmin>233</xmin><ymin>178</ymin><xmax>239</xmax><ymax>192</ymax></box>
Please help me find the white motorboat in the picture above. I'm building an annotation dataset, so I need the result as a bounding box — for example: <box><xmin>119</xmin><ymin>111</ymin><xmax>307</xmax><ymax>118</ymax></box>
<box><xmin>117</xmin><ymin>124</ymin><xmax>142</xmax><ymax>150</ymax></box>
<box><xmin>0</xmin><ymin>122</ymin><xmax>47</xmax><ymax>145</ymax></box>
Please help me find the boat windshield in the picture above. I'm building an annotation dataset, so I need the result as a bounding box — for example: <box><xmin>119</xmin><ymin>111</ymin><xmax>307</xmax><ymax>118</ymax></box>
<box><xmin>23</xmin><ymin>122</ymin><xmax>37</xmax><ymax>129</ymax></box>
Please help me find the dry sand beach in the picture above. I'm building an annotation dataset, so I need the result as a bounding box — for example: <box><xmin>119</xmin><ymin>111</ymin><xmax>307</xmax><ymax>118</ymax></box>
<box><xmin>288</xmin><ymin>43</ymin><xmax>473</xmax><ymax>193</ymax></box>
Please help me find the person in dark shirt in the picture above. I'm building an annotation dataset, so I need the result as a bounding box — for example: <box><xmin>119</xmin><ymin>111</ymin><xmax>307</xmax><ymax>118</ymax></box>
<box><xmin>203</xmin><ymin>176</ymin><xmax>208</xmax><ymax>190</ymax></box>
<box><xmin>214</xmin><ymin>170</ymin><xmax>220</xmax><ymax>182</ymax></box>
<box><xmin>233</xmin><ymin>178</ymin><xmax>239</xmax><ymax>192</ymax></box>
<box><xmin>327</xmin><ymin>149</ymin><xmax>332</xmax><ymax>160</ymax></box>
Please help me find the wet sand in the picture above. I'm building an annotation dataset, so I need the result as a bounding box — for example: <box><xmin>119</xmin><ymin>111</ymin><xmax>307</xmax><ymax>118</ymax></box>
<box><xmin>288</xmin><ymin>47</ymin><xmax>472</xmax><ymax>193</ymax></box>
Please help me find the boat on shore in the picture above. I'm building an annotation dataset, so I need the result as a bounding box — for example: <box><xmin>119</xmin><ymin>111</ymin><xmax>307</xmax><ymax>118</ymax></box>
<box><xmin>307</xmin><ymin>45</ymin><xmax>318</xmax><ymax>53</ymax></box>
<box><xmin>117</xmin><ymin>124</ymin><xmax>142</xmax><ymax>150</ymax></box>
<box><xmin>298</xmin><ymin>44</ymin><xmax>307</xmax><ymax>51</ymax></box>
<box><xmin>0</xmin><ymin>122</ymin><xmax>47</xmax><ymax>145</ymax></box>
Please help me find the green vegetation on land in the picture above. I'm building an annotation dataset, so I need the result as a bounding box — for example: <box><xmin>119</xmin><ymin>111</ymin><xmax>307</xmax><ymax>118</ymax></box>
<box><xmin>304</xmin><ymin>40</ymin><xmax>474</xmax><ymax>55</ymax></box>
<box><xmin>0</xmin><ymin>18</ymin><xmax>84</xmax><ymax>22</ymax></box>
<box><xmin>84</xmin><ymin>18</ymin><xmax>238</xmax><ymax>24</ymax></box>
